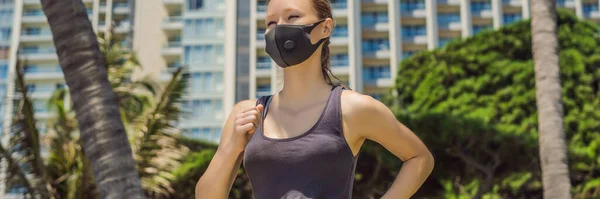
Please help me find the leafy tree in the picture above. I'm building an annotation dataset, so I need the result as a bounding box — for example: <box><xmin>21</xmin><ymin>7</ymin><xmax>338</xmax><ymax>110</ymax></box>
<box><xmin>383</xmin><ymin>9</ymin><xmax>599</xmax><ymax>198</ymax></box>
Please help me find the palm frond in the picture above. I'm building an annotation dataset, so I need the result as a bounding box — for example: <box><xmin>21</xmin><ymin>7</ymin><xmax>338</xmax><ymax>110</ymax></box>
<box><xmin>131</xmin><ymin>67</ymin><xmax>189</xmax><ymax>197</ymax></box>
<box><xmin>7</xmin><ymin>59</ymin><xmax>52</xmax><ymax>197</ymax></box>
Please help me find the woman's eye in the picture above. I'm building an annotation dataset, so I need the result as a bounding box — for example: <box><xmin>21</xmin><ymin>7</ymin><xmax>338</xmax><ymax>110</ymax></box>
<box><xmin>288</xmin><ymin>15</ymin><xmax>299</xmax><ymax>20</ymax></box>
<box><xmin>267</xmin><ymin>21</ymin><xmax>276</xmax><ymax>26</ymax></box>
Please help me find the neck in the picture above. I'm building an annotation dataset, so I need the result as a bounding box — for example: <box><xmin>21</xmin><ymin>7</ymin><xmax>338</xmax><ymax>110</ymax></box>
<box><xmin>278</xmin><ymin>52</ymin><xmax>332</xmax><ymax>107</ymax></box>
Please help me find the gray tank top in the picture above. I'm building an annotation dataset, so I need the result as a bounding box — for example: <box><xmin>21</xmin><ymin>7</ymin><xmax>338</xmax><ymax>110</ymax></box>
<box><xmin>243</xmin><ymin>85</ymin><xmax>358</xmax><ymax>199</ymax></box>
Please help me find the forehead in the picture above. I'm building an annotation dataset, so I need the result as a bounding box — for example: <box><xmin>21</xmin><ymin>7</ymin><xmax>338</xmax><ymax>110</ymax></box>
<box><xmin>266</xmin><ymin>0</ymin><xmax>315</xmax><ymax>16</ymax></box>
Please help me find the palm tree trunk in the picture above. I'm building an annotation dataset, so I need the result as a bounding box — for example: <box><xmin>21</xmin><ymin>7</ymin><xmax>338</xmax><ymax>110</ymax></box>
<box><xmin>39</xmin><ymin>0</ymin><xmax>144</xmax><ymax>198</ymax></box>
<box><xmin>530</xmin><ymin>0</ymin><xmax>572</xmax><ymax>198</ymax></box>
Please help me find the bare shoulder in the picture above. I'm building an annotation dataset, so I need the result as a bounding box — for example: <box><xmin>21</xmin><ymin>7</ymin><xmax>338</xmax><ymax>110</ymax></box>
<box><xmin>340</xmin><ymin>89</ymin><xmax>387</xmax><ymax>118</ymax></box>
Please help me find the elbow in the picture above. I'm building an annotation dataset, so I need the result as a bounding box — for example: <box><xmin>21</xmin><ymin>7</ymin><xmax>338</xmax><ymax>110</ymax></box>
<box><xmin>424</xmin><ymin>150</ymin><xmax>434</xmax><ymax>174</ymax></box>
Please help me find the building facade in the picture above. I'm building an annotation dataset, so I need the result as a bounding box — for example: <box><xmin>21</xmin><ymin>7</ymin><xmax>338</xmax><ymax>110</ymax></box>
<box><xmin>250</xmin><ymin>0</ymin><xmax>600</xmax><ymax>102</ymax></box>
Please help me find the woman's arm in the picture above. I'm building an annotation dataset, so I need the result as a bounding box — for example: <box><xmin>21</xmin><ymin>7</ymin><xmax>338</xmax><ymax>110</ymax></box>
<box><xmin>342</xmin><ymin>92</ymin><xmax>434</xmax><ymax>199</ymax></box>
<box><xmin>195</xmin><ymin>100</ymin><xmax>260</xmax><ymax>199</ymax></box>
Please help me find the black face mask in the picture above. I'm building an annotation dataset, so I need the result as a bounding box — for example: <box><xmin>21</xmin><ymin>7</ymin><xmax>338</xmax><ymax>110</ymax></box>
<box><xmin>265</xmin><ymin>19</ymin><xmax>328</xmax><ymax>68</ymax></box>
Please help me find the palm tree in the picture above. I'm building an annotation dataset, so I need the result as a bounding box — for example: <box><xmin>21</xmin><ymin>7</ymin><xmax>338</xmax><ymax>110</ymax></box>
<box><xmin>131</xmin><ymin>67</ymin><xmax>189</xmax><ymax>198</ymax></box>
<box><xmin>1</xmin><ymin>61</ymin><xmax>53</xmax><ymax>198</ymax></box>
<box><xmin>530</xmin><ymin>0</ymin><xmax>572</xmax><ymax>198</ymax></box>
<box><xmin>45</xmin><ymin>88</ymin><xmax>98</xmax><ymax>199</ymax></box>
<box><xmin>39</xmin><ymin>0</ymin><xmax>144</xmax><ymax>197</ymax></box>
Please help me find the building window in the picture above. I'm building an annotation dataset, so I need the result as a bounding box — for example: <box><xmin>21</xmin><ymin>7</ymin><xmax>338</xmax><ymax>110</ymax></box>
<box><xmin>402</xmin><ymin>50</ymin><xmax>418</xmax><ymax>59</ymax></box>
<box><xmin>0</xmin><ymin>64</ymin><xmax>7</xmax><ymax>79</ymax></box>
<box><xmin>583</xmin><ymin>3</ymin><xmax>599</xmax><ymax>18</ymax></box>
<box><xmin>503</xmin><ymin>13</ymin><xmax>522</xmax><ymax>24</ymax></box>
<box><xmin>400</xmin><ymin>0</ymin><xmax>426</xmax><ymax>15</ymax></box>
<box><xmin>257</xmin><ymin>56</ymin><xmax>271</xmax><ymax>69</ymax></box>
<box><xmin>256</xmin><ymin>84</ymin><xmax>271</xmax><ymax>98</ymax></box>
<box><xmin>472</xmin><ymin>25</ymin><xmax>492</xmax><ymax>34</ymax></box>
<box><xmin>187</xmin><ymin>72</ymin><xmax>223</xmax><ymax>93</ymax></box>
<box><xmin>402</xmin><ymin>25</ymin><xmax>426</xmax><ymax>40</ymax></box>
<box><xmin>439</xmin><ymin>37</ymin><xmax>455</xmax><ymax>47</ymax></box>
<box><xmin>471</xmin><ymin>2</ymin><xmax>492</xmax><ymax>13</ymax></box>
<box><xmin>363</xmin><ymin>66</ymin><xmax>391</xmax><ymax>82</ymax></box>
<box><xmin>184</xmin><ymin>18</ymin><xmax>224</xmax><ymax>39</ymax></box>
<box><xmin>361</xmin><ymin>12</ymin><xmax>389</xmax><ymax>27</ymax></box>
<box><xmin>362</xmin><ymin>39</ymin><xmax>390</xmax><ymax>53</ymax></box>
<box><xmin>438</xmin><ymin>14</ymin><xmax>460</xmax><ymax>30</ymax></box>
<box><xmin>0</xmin><ymin>27</ymin><xmax>11</xmax><ymax>40</ymax></box>
<box><xmin>332</xmin><ymin>25</ymin><xmax>348</xmax><ymax>37</ymax></box>
<box><xmin>187</xmin><ymin>0</ymin><xmax>203</xmax><ymax>10</ymax></box>
<box><xmin>184</xmin><ymin>44</ymin><xmax>224</xmax><ymax>67</ymax></box>
<box><xmin>331</xmin><ymin>54</ymin><xmax>349</xmax><ymax>67</ymax></box>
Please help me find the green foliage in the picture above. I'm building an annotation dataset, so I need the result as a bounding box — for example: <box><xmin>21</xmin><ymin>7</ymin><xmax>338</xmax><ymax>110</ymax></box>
<box><xmin>131</xmin><ymin>67</ymin><xmax>190</xmax><ymax>197</ymax></box>
<box><xmin>170</xmin><ymin>149</ymin><xmax>216</xmax><ymax>199</ymax></box>
<box><xmin>386</xmin><ymin>9</ymin><xmax>600</xmax><ymax>198</ymax></box>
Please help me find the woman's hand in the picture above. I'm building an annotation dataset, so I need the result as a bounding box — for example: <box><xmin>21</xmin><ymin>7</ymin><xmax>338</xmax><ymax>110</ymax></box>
<box><xmin>227</xmin><ymin>104</ymin><xmax>264</xmax><ymax>154</ymax></box>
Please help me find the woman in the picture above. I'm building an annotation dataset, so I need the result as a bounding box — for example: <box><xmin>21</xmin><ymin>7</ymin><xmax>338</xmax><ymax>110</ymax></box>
<box><xmin>195</xmin><ymin>0</ymin><xmax>434</xmax><ymax>198</ymax></box>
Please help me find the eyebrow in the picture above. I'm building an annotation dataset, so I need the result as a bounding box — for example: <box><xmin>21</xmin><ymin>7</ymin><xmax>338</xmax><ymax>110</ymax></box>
<box><xmin>266</xmin><ymin>7</ymin><xmax>299</xmax><ymax>20</ymax></box>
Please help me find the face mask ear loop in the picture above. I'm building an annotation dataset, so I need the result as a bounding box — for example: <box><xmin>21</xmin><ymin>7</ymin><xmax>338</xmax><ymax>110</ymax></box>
<box><xmin>302</xmin><ymin>19</ymin><xmax>327</xmax><ymax>34</ymax></box>
<box><xmin>303</xmin><ymin>19</ymin><xmax>329</xmax><ymax>46</ymax></box>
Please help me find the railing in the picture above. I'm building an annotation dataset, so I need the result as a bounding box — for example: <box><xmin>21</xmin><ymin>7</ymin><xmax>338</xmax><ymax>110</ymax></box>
<box><xmin>113</xmin><ymin>2</ymin><xmax>128</xmax><ymax>8</ymax></box>
<box><xmin>257</xmin><ymin>4</ymin><xmax>267</xmax><ymax>12</ymax></box>
<box><xmin>23</xmin><ymin>10</ymin><xmax>43</xmax><ymax>16</ymax></box>
<box><xmin>22</xmin><ymin>29</ymin><xmax>51</xmax><ymax>36</ymax></box>
<box><xmin>24</xmin><ymin>66</ymin><xmax>62</xmax><ymax>73</ymax></box>
<box><xmin>331</xmin><ymin>59</ymin><xmax>349</xmax><ymax>67</ymax></box>
<box><xmin>21</xmin><ymin>48</ymin><xmax>56</xmax><ymax>54</ymax></box>
<box><xmin>332</xmin><ymin>27</ymin><xmax>348</xmax><ymax>37</ymax></box>
<box><xmin>257</xmin><ymin>62</ymin><xmax>271</xmax><ymax>69</ymax></box>
<box><xmin>256</xmin><ymin>30</ymin><xmax>265</xmax><ymax>40</ymax></box>
<box><xmin>331</xmin><ymin>1</ymin><xmax>347</xmax><ymax>9</ymax></box>
<box><xmin>166</xmin><ymin>41</ymin><xmax>182</xmax><ymax>48</ymax></box>
<box><xmin>164</xmin><ymin>16</ymin><xmax>183</xmax><ymax>23</ymax></box>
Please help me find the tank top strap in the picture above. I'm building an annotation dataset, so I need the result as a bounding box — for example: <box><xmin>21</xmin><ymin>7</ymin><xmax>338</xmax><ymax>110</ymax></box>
<box><xmin>315</xmin><ymin>85</ymin><xmax>345</xmax><ymax>136</ymax></box>
<box><xmin>256</xmin><ymin>95</ymin><xmax>273</xmax><ymax>119</ymax></box>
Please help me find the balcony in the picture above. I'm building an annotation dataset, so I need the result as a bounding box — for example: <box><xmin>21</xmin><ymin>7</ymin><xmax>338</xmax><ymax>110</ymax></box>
<box><xmin>114</xmin><ymin>21</ymin><xmax>131</xmax><ymax>33</ymax></box>
<box><xmin>23</xmin><ymin>0</ymin><xmax>40</xmax><ymax>5</ymax></box>
<box><xmin>113</xmin><ymin>3</ymin><xmax>130</xmax><ymax>14</ymax></box>
<box><xmin>20</xmin><ymin>31</ymin><xmax>53</xmax><ymax>42</ymax></box>
<box><xmin>472</xmin><ymin>9</ymin><xmax>493</xmax><ymax>18</ymax></box>
<box><xmin>29</xmin><ymin>88</ymin><xmax>55</xmax><ymax>99</ymax></box>
<box><xmin>402</xmin><ymin>35</ymin><xmax>428</xmax><ymax>44</ymax></box>
<box><xmin>363</xmin><ymin>22</ymin><xmax>389</xmax><ymax>32</ymax></box>
<box><xmin>590</xmin><ymin>11</ymin><xmax>600</xmax><ymax>19</ymax></box>
<box><xmin>161</xmin><ymin>42</ymin><xmax>182</xmax><ymax>57</ymax></box>
<box><xmin>362</xmin><ymin>0</ymin><xmax>387</xmax><ymax>5</ymax></box>
<box><xmin>564</xmin><ymin>0</ymin><xmax>576</xmax><ymax>8</ymax></box>
<box><xmin>24</xmin><ymin>66</ymin><xmax>63</xmax><ymax>81</ymax></box>
<box><xmin>256</xmin><ymin>30</ymin><xmax>265</xmax><ymax>41</ymax></box>
<box><xmin>439</xmin><ymin>21</ymin><xmax>462</xmax><ymax>31</ymax></box>
<box><xmin>22</xmin><ymin>11</ymin><xmax>47</xmax><ymax>24</ymax></box>
<box><xmin>256</xmin><ymin>62</ymin><xmax>271</xmax><ymax>77</ymax></box>
<box><xmin>163</xmin><ymin>0</ymin><xmax>184</xmax><ymax>5</ymax></box>
<box><xmin>364</xmin><ymin>49</ymin><xmax>390</xmax><ymax>59</ymax></box>
<box><xmin>162</xmin><ymin>16</ymin><xmax>183</xmax><ymax>30</ymax></box>
<box><xmin>437</xmin><ymin>0</ymin><xmax>460</xmax><ymax>5</ymax></box>
<box><xmin>363</xmin><ymin>67</ymin><xmax>392</xmax><ymax>87</ymax></box>
<box><xmin>257</xmin><ymin>3</ymin><xmax>267</xmax><ymax>19</ymax></box>
<box><xmin>502</xmin><ymin>0</ymin><xmax>521</xmax><ymax>6</ymax></box>
<box><xmin>99</xmin><ymin>2</ymin><xmax>107</xmax><ymax>12</ymax></box>
<box><xmin>330</xmin><ymin>36</ymin><xmax>349</xmax><ymax>46</ymax></box>
<box><xmin>330</xmin><ymin>59</ymin><xmax>350</xmax><ymax>75</ymax></box>
<box><xmin>19</xmin><ymin>48</ymin><xmax>57</xmax><ymax>61</ymax></box>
